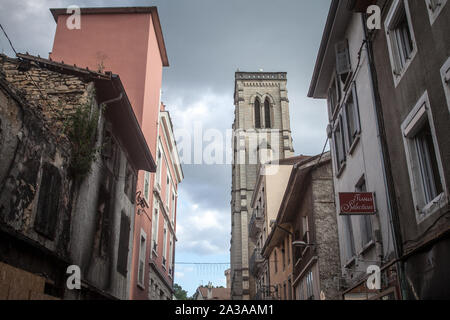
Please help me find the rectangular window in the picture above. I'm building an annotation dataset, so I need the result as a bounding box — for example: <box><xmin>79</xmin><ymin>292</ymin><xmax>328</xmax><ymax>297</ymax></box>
<box><xmin>425</xmin><ymin>0</ymin><xmax>448</xmax><ymax>24</ymax></box>
<box><xmin>415</xmin><ymin>123</ymin><xmax>443</xmax><ymax>204</ymax></box>
<box><xmin>124</xmin><ymin>164</ymin><xmax>137</xmax><ymax>204</ymax></box>
<box><xmin>302</xmin><ymin>216</ymin><xmax>309</xmax><ymax>243</ymax></box>
<box><xmin>288</xmin><ymin>277</ymin><xmax>292</xmax><ymax>300</ymax></box>
<box><xmin>440</xmin><ymin>57</ymin><xmax>450</xmax><ymax>113</ymax></box>
<box><xmin>274</xmin><ymin>250</ymin><xmax>278</xmax><ymax>273</ymax></box>
<box><xmin>117</xmin><ymin>212</ymin><xmax>131</xmax><ymax>276</ymax></box>
<box><xmin>166</xmin><ymin>170</ymin><xmax>171</xmax><ymax>207</ymax></box>
<box><xmin>333</xmin><ymin>114</ymin><xmax>347</xmax><ymax>173</ymax></box>
<box><xmin>335</xmin><ymin>39</ymin><xmax>352</xmax><ymax>86</ymax></box>
<box><xmin>297</xmin><ymin>283</ymin><xmax>304</xmax><ymax>300</ymax></box>
<box><xmin>356</xmin><ymin>178</ymin><xmax>374</xmax><ymax>247</ymax></box>
<box><xmin>343</xmin><ymin>215</ymin><xmax>356</xmax><ymax>261</ymax></box>
<box><xmin>162</xmin><ymin>222</ymin><xmax>168</xmax><ymax>268</ymax></box>
<box><xmin>169</xmin><ymin>237</ymin><xmax>174</xmax><ymax>277</ymax></box>
<box><xmin>152</xmin><ymin>203</ymin><xmax>159</xmax><ymax>255</ymax></box>
<box><xmin>327</xmin><ymin>74</ymin><xmax>341</xmax><ymax>120</ymax></box>
<box><xmin>344</xmin><ymin>83</ymin><xmax>361</xmax><ymax>149</ymax></box>
<box><xmin>155</xmin><ymin>144</ymin><xmax>162</xmax><ymax>187</ymax></box>
<box><xmin>138</xmin><ymin>230</ymin><xmax>146</xmax><ymax>287</ymax></box>
<box><xmin>171</xmin><ymin>188</ymin><xmax>176</xmax><ymax>224</ymax></box>
<box><xmin>306</xmin><ymin>271</ymin><xmax>314</xmax><ymax>300</ymax></box>
<box><xmin>34</xmin><ymin>163</ymin><xmax>61</xmax><ymax>240</ymax></box>
<box><xmin>385</xmin><ymin>0</ymin><xmax>417</xmax><ymax>85</ymax></box>
<box><xmin>144</xmin><ymin>171</ymin><xmax>150</xmax><ymax>202</ymax></box>
<box><xmin>401</xmin><ymin>92</ymin><xmax>447</xmax><ymax>222</ymax></box>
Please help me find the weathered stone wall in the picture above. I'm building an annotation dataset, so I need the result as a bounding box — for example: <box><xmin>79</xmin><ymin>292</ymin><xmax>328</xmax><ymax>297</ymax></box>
<box><xmin>0</xmin><ymin>55</ymin><xmax>136</xmax><ymax>300</ymax></box>
<box><xmin>312</xmin><ymin>160</ymin><xmax>341</xmax><ymax>300</ymax></box>
<box><xmin>0</xmin><ymin>61</ymin><xmax>76</xmax><ymax>296</ymax></box>
<box><xmin>0</xmin><ymin>56</ymin><xmax>92</xmax><ymax>136</ymax></box>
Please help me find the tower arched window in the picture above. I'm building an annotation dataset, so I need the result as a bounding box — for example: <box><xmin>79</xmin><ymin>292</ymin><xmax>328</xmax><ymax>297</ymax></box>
<box><xmin>254</xmin><ymin>98</ymin><xmax>261</xmax><ymax>128</ymax></box>
<box><xmin>264</xmin><ymin>99</ymin><xmax>271</xmax><ymax>128</ymax></box>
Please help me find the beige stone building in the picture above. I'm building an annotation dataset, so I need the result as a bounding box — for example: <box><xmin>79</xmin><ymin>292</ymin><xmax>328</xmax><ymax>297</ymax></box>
<box><xmin>249</xmin><ymin>157</ymin><xmax>308</xmax><ymax>300</ymax></box>
<box><xmin>230</xmin><ymin>71</ymin><xmax>294</xmax><ymax>300</ymax></box>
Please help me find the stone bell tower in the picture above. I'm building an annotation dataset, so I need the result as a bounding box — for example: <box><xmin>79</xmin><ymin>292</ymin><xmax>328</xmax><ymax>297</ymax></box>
<box><xmin>230</xmin><ymin>71</ymin><xmax>294</xmax><ymax>300</ymax></box>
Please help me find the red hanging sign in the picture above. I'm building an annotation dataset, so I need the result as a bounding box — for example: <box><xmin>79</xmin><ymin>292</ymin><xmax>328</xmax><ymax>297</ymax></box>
<box><xmin>339</xmin><ymin>192</ymin><xmax>376</xmax><ymax>215</ymax></box>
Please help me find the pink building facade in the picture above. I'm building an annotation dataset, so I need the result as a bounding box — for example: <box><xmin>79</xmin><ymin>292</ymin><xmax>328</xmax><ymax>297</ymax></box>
<box><xmin>49</xmin><ymin>7</ymin><xmax>182</xmax><ymax>300</ymax></box>
<box><xmin>146</xmin><ymin>103</ymin><xmax>183</xmax><ymax>300</ymax></box>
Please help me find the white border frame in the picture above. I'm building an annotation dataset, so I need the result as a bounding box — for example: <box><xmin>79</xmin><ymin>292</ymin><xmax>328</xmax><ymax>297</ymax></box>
<box><xmin>401</xmin><ymin>91</ymin><xmax>448</xmax><ymax>224</ymax></box>
<box><xmin>137</xmin><ymin>229</ymin><xmax>147</xmax><ymax>288</ymax></box>
<box><xmin>384</xmin><ymin>0</ymin><xmax>418</xmax><ymax>88</ymax></box>
<box><xmin>425</xmin><ymin>0</ymin><xmax>448</xmax><ymax>25</ymax></box>
<box><xmin>440</xmin><ymin>56</ymin><xmax>450</xmax><ymax>114</ymax></box>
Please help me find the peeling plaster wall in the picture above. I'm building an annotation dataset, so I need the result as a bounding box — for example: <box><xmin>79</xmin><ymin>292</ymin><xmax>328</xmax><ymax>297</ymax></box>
<box><xmin>0</xmin><ymin>56</ymin><xmax>137</xmax><ymax>300</ymax></box>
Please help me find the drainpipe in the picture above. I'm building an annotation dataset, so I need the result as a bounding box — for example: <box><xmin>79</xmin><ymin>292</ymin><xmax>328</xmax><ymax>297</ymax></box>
<box><xmin>360</xmin><ymin>13</ymin><xmax>408</xmax><ymax>300</ymax></box>
<box><xmin>100</xmin><ymin>92</ymin><xmax>123</xmax><ymax>107</ymax></box>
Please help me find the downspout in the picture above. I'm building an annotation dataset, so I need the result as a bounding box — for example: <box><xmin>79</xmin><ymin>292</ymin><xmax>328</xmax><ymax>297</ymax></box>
<box><xmin>360</xmin><ymin>13</ymin><xmax>408</xmax><ymax>300</ymax></box>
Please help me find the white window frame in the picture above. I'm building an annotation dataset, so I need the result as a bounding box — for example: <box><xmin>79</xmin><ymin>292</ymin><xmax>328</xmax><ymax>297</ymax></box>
<box><xmin>166</xmin><ymin>168</ymin><xmax>171</xmax><ymax>207</ymax></box>
<box><xmin>343</xmin><ymin>83</ymin><xmax>361</xmax><ymax>152</ymax></box>
<box><xmin>440</xmin><ymin>57</ymin><xmax>450</xmax><ymax>114</ymax></box>
<box><xmin>143</xmin><ymin>171</ymin><xmax>150</xmax><ymax>202</ymax></box>
<box><xmin>162</xmin><ymin>222</ymin><xmax>168</xmax><ymax>269</ymax></box>
<box><xmin>169</xmin><ymin>237</ymin><xmax>174</xmax><ymax>277</ymax></box>
<box><xmin>327</xmin><ymin>72</ymin><xmax>341</xmax><ymax>121</ymax></box>
<box><xmin>425</xmin><ymin>0</ymin><xmax>448</xmax><ymax>25</ymax></box>
<box><xmin>171</xmin><ymin>187</ymin><xmax>176</xmax><ymax>225</ymax></box>
<box><xmin>401</xmin><ymin>91</ymin><xmax>448</xmax><ymax>224</ymax></box>
<box><xmin>385</xmin><ymin>0</ymin><xmax>417</xmax><ymax>87</ymax></box>
<box><xmin>155</xmin><ymin>141</ymin><xmax>163</xmax><ymax>189</ymax></box>
<box><xmin>332</xmin><ymin>113</ymin><xmax>348</xmax><ymax>176</ymax></box>
<box><xmin>137</xmin><ymin>229</ymin><xmax>147</xmax><ymax>288</ymax></box>
<box><xmin>151</xmin><ymin>200</ymin><xmax>159</xmax><ymax>256</ymax></box>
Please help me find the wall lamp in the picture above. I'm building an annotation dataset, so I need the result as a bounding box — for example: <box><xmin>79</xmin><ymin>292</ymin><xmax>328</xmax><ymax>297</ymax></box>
<box><xmin>292</xmin><ymin>241</ymin><xmax>317</xmax><ymax>248</ymax></box>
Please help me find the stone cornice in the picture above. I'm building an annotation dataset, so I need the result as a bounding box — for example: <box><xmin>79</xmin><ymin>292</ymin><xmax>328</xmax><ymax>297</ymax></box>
<box><xmin>235</xmin><ymin>72</ymin><xmax>287</xmax><ymax>81</ymax></box>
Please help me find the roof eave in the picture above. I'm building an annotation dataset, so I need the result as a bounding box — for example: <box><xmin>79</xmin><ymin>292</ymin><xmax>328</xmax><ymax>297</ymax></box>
<box><xmin>308</xmin><ymin>0</ymin><xmax>340</xmax><ymax>98</ymax></box>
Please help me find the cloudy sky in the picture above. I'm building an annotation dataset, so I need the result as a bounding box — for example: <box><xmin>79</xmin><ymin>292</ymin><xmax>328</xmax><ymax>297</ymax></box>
<box><xmin>0</xmin><ymin>0</ymin><xmax>331</xmax><ymax>296</ymax></box>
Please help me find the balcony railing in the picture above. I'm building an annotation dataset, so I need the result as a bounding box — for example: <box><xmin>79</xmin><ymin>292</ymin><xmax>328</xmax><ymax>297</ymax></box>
<box><xmin>249</xmin><ymin>209</ymin><xmax>264</xmax><ymax>240</ymax></box>
<box><xmin>249</xmin><ymin>248</ymin><xmax>265</xmax><ymax>276</ymax></box>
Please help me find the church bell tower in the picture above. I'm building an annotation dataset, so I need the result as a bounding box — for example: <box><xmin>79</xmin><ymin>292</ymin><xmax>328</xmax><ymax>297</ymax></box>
<box><xmin>230</xmin><ymin>71</ymin><xmax>294</xmax><ymax>300</ymax></box>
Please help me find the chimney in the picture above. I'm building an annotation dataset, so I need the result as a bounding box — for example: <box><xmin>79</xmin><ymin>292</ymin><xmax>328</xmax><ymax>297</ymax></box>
<box><xmin>49</xmin><ymin>7</ymin><xmax>168</xmax><ymax>132</ymax></box>
<box><xmin>207</xmin><ymin>282</ymin><xmax>213</xmax><ymax>300</ymax></box>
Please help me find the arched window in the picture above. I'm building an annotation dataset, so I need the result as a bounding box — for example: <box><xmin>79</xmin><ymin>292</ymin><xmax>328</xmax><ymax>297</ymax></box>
<box><xmin>264</xmin><ymin>99</ymin><xmax>271</xmax><ymax>128</ymax></box>
<box><xmin>254</xmin><ymin>98</ymin><xmax>261</xmax><ymax>128</ymax></box>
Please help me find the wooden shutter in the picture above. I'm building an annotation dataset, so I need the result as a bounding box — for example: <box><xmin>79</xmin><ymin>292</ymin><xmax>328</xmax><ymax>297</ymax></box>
<box><xmin>34</xmin><ymin>163</ymin><xmax>61</xmax><ymax>240</ymax></box>
<box><xmin>117</xmin><ymin>212</ymin><xmax>131</xmax><ymax>276</ymax></box>
<box><xmin>351</xmin><ymin>83</ymin><xmax>361</xmax><ymax>134</ymax></box>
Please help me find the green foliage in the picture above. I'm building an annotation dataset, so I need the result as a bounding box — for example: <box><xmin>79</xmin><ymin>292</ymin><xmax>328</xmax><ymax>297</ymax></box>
<box><xmin>64</xmin><ymin>95</ymin><xmax>102</xmax><ymax>180</ymax></box>
<box><xmin>174</xmin><ymin>283</ymin><xmax>191</xmax><ymax>300</ymax></box>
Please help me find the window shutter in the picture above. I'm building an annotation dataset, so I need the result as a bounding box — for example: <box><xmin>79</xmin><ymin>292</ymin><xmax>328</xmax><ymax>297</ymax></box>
<box><xmin>34</xmin><ymin>163</ymin><xmax>61</xmax><ymax>240</ymax></box>
<box><xmin>335</xmin><ymin>39</ymin><xmax>352</xmax><ymax>75</ymax></box>
<box><xmin>352</xmin><ymin>83</ymin><xmax>361</xmax><ymax>134</ymax></box>
<box><xmin>117</xmin><ymin>212</ymin><xmax>131</xmax><ymax>276</ymax></box>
